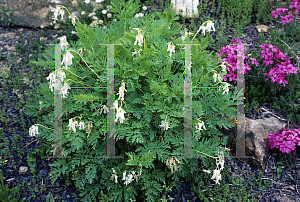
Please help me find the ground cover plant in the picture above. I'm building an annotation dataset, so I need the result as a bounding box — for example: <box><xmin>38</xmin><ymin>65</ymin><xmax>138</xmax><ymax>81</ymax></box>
<box><xmin>0</xmin><ymin>0</ymin><xmax>299</xmax><ymax>201</ymax></box>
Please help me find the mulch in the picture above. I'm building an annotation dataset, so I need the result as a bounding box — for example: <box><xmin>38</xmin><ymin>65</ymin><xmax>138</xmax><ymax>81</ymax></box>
<box><xmin>1</xmin><ymin>0</ymin><xmax>300</xmax><ymax>201</ymax></box>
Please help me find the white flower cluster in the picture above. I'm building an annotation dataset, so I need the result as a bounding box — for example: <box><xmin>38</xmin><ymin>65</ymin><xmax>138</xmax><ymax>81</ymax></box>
<box><xmin>181</xmin><ymin>30</ymin><xmax>194</xmax><ymax>43</ymax></box>
<box><xmin>134</xmin><ymin>13</ymin><xmax>144</xmax><ymax>18</ymax></box>
<box><xmin>132</xmin><ymin>28</ymin><xmax>143</xmax><ymax>47</ymax></box>
<box><xmin>167</xmin><ymin>41</ymin><xmax>176</xmax><ymax>57</ymax></box>
<box><xmin>133</xmin><ymin>6</ymin><xmax>146</xmax><ymax>18</ymax></box>
<box><xmin>52</xmin><ymin>5</ymin><xmax>65</xmax><ymax>21</ymax></box>
<box><xmin>58</xmin><ymin>35</ymin><xmax>69</xmax><ymax>52</ymax></box>
<box><xmin>132</xmin><ymin>49</ymin><xmax>142</xmax><ymax>57</ymax></box>
<box><xmin>202</xmin><ymin>151</ymin><xmax>225</xmax><ymax>185</ymax></box>
<box><xmin>212</xmin><ymin>61</ymin><xmax>232</xmax><ymax>95</ymax></box>
<box><xmin>116</xmin><ymin>81</ymin><xmax>127</xmax><ymax>101</ymax></box>
<box><xmin>29</xmin><ymin>125</ymin><xmax>39</xmax><ymax>137</ymax></box>
<box><xmin>110</xmin><ymin>168</ymin><xmax>140</xmax><ymax>186</ymax></box>
<box><xmin>217</xmin><ymin>83</ymin><xmax>231</xmax><ymax>95</ymax></box>
<box><xmin>61</xmin><ymin>50</ymin><xmax>74</xmax><ymax>69</ymax></box>
<box><xmin>213</xmin><ymin>72</ymin><xmax>222</xmax><ymax>83</ymax></box>
<box><xmin>67</xmin><ymin>118</ymin><xmax>85</xmax><ymax>133</ymax></box>
<box><xmin>131</xmin><ymin>28</ymin><xmax>143</xmax><ymax>57</ymax></box>
<box><xmin>159</xmin><ymin>121</ymin><xmax>170</xmax><ymax>131</ymax></box>
<box><xmin>195</xmin><ymin>117</ymin><xmax>206</xmax><ymax>132</ymax></box>
<box><xmin>45</xmin><ymin>36</ymin><xmax>74</xmax><ymax>98</ymax></box>
<box><xmin>100</xmin><ymin>82</ymin><xmax>127</xmax><ymax>124</ymax></box>
<box><xmin>52</xmin><ymin>5</ymin><xmax>77</xmax><ymax>26</ymax></box>
<box><xmin>45</xmin><ymin>70</ymin><xmax>71</xmax><ymax>99</ymax></box>
<box><xmin>196</xmin><ymin>20</ymin><xmax>215</xmax><ymax>37</ymax></box>
<box><xmin>111</xmin><ymin>81</ymin><xmax>127</xmax><ymax>123</ymax></box>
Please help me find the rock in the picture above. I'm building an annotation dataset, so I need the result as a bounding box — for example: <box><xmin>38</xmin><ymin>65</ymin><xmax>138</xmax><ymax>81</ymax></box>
<box><xmin>38</xmin><ymin>169</ymin><xmax>47</xmax><ymax>176</ymax></box>
<box><xmin>255</xmin><ymin>24</ymin><xmax>269</xmax><ymax>33</ymax></box>
<box><xmin>19</xmin><ymin>166</ymin><xmax>28</xmax><ymax>175</ymax></box>
<box><xmin>0</xmin><ymin>0</ymin><xmax>105</xmax><ymax>29</ymax></box>
<box><xmin>218</xmin><ymin>115</ymin><xmax>291</xmax><ymax>170</ymax></box>
<box><xmin>170</xmin><ymin>0</ymin><xmax>199</xmax><ymax>19</ymax></box>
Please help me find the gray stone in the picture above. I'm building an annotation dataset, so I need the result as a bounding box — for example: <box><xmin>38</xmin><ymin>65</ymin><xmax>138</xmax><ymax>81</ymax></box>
<box><xmin>18</xmin><ymin>166</ymin><xmax>28</xmax><ymax>174</ymax></box>
<box><xmin>218</xmin><ymin>114</ymin><xmax>293</xmax><ymax>170</ymax></box>
<box><xmin>38</xmin><ymin>169</ymin><xmax>47</xmax><ymax>176</ymax></box>
<box><xmin>0</xmin><ymin>0</ymin><xmax>105</xmax><ymax>29</ymax></box>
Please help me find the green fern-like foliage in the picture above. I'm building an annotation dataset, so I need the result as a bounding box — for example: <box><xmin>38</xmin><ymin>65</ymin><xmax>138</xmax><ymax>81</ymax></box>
<box><xmin>24</xmin><ymin>0</ymin><xmax>241</xmax><ymax>201</ymax></box>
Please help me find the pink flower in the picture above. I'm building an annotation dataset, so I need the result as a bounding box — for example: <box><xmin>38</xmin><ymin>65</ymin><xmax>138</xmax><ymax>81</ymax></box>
<box><xmin>271</xmin><ymin>10</ymin><xmax>279</xmax><ymax>18</ymax></box>
<box><xmin>259</xmin><ymin>44</ymin><xmax>270</xmax><ymax>49</ymax></box>
<box><xmin>88</xmin><ymin>12</ymin><xmax>96</xmax><ymax>17</ymax></box>
<box><xmin>279</xmin><ymin>8</ymin><xmax>289</xmax><ymax>13</ymax></box>
<box><xmin>249</xmin><ymin>58</ymin><xmax>258</xmax><ymax>66</ymax></box>
<box><xmin>262</xmin><ymin>58</ymin><xmax>274</xmax><ymax>66</ymax></box>
<box><xmin>271</xmin><ymin>2</ymin><xmax>298</xmax><ymax>25</ymax></box>
<box><xmin>280</xmin><ymin>14</ymin><xmax>290</xmax><ymax>25</ymax></box>
<box><xmin>228</xmin><ymin>73</ymin><xmax>236</xmax><ymax>82</ymax></box>
<box><xmin>268</xmin><ymin>127</ymin><xmax>300</xmax><ymax>154</ymax></box>
<box><xmin>219</xmin><ymin>40</ymin><xmax>298</xmax><ymax>88</ymax></box>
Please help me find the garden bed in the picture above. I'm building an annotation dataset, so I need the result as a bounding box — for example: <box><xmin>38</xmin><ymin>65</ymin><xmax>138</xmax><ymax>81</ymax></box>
<box><xmin>1</xmin><ymin>0</ymin><xmax>300</xmax><ymax>201</ymax></box>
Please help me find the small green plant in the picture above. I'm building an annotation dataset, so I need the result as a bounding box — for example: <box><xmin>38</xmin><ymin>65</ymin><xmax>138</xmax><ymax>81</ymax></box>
<box><xmin>46</xmin><ymin>192</ymin><xmax>55</xmax><ymax>202</ymax></box>
<box><xmin>11</xmin><ymin>160</ymin><xmax>17</xmax><ymax>170</ymax></box>
<box><xmin>191</xmin><ymin>163</ymin><xmax>272</xmax><ymax>201</ymax></box>
<box><xmin>15</xmin><ymin>33</ymin><xmax>26</xmax><ymax>55</ymax></box>
<box><xmin>21</xmin><ymin>179</ymin><xmax>27</xmax><ymax>187</ymax></box>
<box><xmin>253</xmin><ymin>0</ymin><xmax>274</xmax><ymax>24</ymax></box>
<box><xmin>97</xmin><ymin>190</ymin><xmax>110</xmax><ymax>201</ymax></box>
<box><xmin>0</xmin><ymin>62</ymin><xmax>11</xmax><ymax>80</ymax></box>
<box><xmin>0</xmin><ymin>47</ymin><xmax>5</xmax><ymax>60</ymax></box>
<box><xmin>40</xmin><ymin>184</ymin><xmax>47</xmax><ymax>193</ymax></box>
<box><xmin>0</xmin><ymin>4</ymin><xmax>16</xmax><ymax>26</ymax></box>
<box><xmin>30</xmin><ymin>192</ymin><xmax>36</xmax><ymax>198</ymax></box>
<box><xmin>216</xmin><ymin>0</ymin><xmax>254</xmax><ymax>28</ymax></box>
<box><xmin>272</xmin><ymin>101</ymin><xmax>281</xmax><ymax>111</ymax></box>
<box><xmin>0</xmin><ymin>170</ymin><xmax>26</xmax><ymax>202</ymax></box>
<box><xmin>271</xmin><ymin>166</ymin><xmax>283</xmax><ymax>179</ymax></box>
<box><xmin>0</xmin><ymin>147</ymin><xmax>9</xmax><ymax>169</ymax></box>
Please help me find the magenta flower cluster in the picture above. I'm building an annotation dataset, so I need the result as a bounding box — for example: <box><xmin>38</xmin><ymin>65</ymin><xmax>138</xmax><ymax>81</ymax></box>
<box><xmin>260</xmin><ymin>44</ymin><xmax>298</xmax><ymax>87</ymax></box>
<box><xmin>271</xmin><ymin>0</ymin><xmax>300</xmax><ymax>25</ymax></box>
<box><xmin>217</xmin><ymin>39</ymin><xmax>298</xmax><ymax>87</ymax></box>
<box><xmin>217</xmin><ymin>37</ymin><xmax>259</xmax><ymax>84</ymax></box>
<box><xmin>268</xmin><ymin>127</ymin><xmax>300</xmax><ymax>153</ymax></box>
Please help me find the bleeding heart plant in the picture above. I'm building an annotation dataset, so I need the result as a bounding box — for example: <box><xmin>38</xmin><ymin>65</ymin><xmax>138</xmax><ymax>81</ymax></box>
<box><xmin>24</xmin><ymin>0</ymin><xmax>241</xmax><ymax>201</ymax></box>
